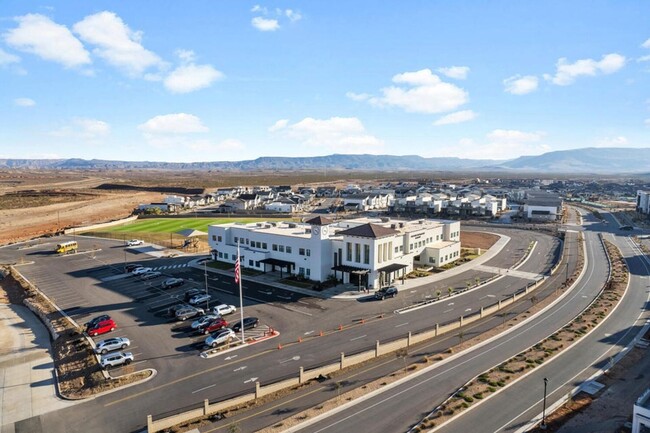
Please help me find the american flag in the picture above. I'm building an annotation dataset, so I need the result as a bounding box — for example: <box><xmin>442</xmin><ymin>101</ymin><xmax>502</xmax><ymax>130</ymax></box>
<box><xmin>234</xmin><ymin>255</ymin><xmax>240</xmax><ymax>284</ymax></box>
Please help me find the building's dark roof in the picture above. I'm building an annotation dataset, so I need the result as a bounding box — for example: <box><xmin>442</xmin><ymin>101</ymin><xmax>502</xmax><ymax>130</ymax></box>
<box><xmin>343</xmin><ymin>193</ymin><xmax>371</xmax><ymax>200</ymax></box>
<box><xmin>331</xmin><ymin>264</ymin><xmax>369</xmax><ymax>274</ymax></box>
<box><xmin>305</xmin><ymin>216</ymin><xmax>333</xmax><ymax>226</ymax></box>
<box><xmin>260</xmin><ymin>258</ymin><xmax>294</xmax><ymax>268</ymax></box>
<box><xmin>338</xmin><ymin>223</ymin><xmax>399</xmax><ymax>238</ymax></box>
<box><xmin>377</xmin><ymin>263</ymin><xmax>408</xmax><ymax>273</ymax></box>
<box><xmin>238</xmin><ymin>193</ymin><xmax>258</xmax><ymax>201</ymax></box>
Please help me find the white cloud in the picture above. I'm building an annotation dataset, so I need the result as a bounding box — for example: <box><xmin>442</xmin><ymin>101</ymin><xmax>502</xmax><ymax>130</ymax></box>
<box><xmin>251</xmin><ymin>5</ymin><xmax>267</xmax><ymax>13</ymax></box>
<box><xmin>138</xmin><ymin>113</ymin><xmax>208</xmax><ymax>134</ymax></box>
<box><xmin>268</xmin><ymin>119</ymin><xmax>289</xmax><ymax>132</ymax></box>
<box><xmin>285</xmin><ymin>9</ymin><xmax>302</xmax><ymax>22</ymax></box>
<box><xmin>175</xmin><ymin>49</ymin><xmax>195</xmax><ymax>63</ymax></box>
<box><xmin>436</xmin><ymin>66</ymin><xmax>469</xmax><ymax>80</ymax></box>
<box><xmin>642</xmin><ymin>38</ymin><xmax>650</xmax><ymax>49</ymax></box>
<box><xmin>596</xmin><ymin>136</ymin><xmax>628</xmax><ymax>147</ymax></box>
<box><xmin>252</xmin><ymin>17</ymin><xmax>280</xmax><ymax>32</ymax></box>
<box><xmin>0</xmin><ymin>48</ymin><xmax>20</xmax><ymax>66</ymax></box>
<box><xmin>50</xmin><ymin>118</ymin><xmax>110</xmax><ymax>140</ymax></box>
<box><xmin>365</xmin><ymin>68</ymin><xmax>468</xmax><ymax>114</ymax></box>
<box><xmin>503</xmin><ymin>75</ymin><xmax>539</xmax><ymax>95</ymax></box>
<box><xmin>433</xmin><ymin>110</ymin><xmax>476</xmax><ymax>126</ymax></box>
<box><xmin>164</xmin><ymin>64</ymin><xmax>223</xmax><ymax>93</ymax></box>
<box><xmin>14</xmin><ymin>97</ymin><xmax>35</xmax><ymax>107</ymax></box>
<box><xmin>73</xmin><ymin>11</ymin><xmax>162</xmax><ymax>76</ymax></box>
<box><xmin>639</xmin><ymin>55</ymin><xmax>650</xmax><ymax>63</ymax></box>
<box><xmin>345</xmin><ymin>92</ymin><xmax>371</xmax><ymax>102</ymax></box>
<box><xmin>545</xmin><ymin>53</ymin><xmax>626</xmax><ymax>86</ymax></box>
<box><xmin>270</xmin><ymin>116</ymin><xmax>384</xmax><ymax>153</ymax></box>
<box><xmin>4</xmin><ymin>14</ymin><xmax>90</xmax><ymax>68</ymax></box>
<box><xmin>438</xmin><ymin>129</ymin><xmax>548</xmax><ymax>160</ymax></box>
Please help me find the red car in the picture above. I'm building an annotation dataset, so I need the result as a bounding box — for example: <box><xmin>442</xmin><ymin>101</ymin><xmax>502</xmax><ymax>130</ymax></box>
<box><xmin>201</xmin><ymin>317</ymin><xmax>228</xmax><ymax>335</ymax></box>
<box><xmin>87</xmin><ymin>319</ymin><xmax>117</xmax><ymax>337</ymax></box>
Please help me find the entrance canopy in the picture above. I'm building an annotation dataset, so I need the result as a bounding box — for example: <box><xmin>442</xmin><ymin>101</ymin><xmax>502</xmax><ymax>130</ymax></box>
<box><xmin>377</xmin><ymin>263</ymin><xmax>407</xmax><ymax>274</ymax></box>
<box><xmin>331</xmin><ymin>264</ymin><xmax>369</xmax><ymax>275</ymax></box>
<box><xmin>260</xmin><ymin>258</ymin><xmax>294</xmax><ymax>268</ymax></box>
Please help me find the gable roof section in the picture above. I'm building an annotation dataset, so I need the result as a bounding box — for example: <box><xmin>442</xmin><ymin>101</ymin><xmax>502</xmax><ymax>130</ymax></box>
<box><xmin>338</xmin><ymin>223</ymin><xmax>399</xmax><ymax>239</ymax></box>
<box><xmin>305</xmin><ymin>215</ymin><xmax>333</xmax><ymax>226</ymax></box>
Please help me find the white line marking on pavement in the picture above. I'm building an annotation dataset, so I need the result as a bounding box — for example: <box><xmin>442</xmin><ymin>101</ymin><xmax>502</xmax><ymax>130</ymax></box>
<box><xmin>304</xmin><ymin>330</ymin><xmax>315</xmax><ymax>335</ymax></box>
<box><xmin>297</xmin><ymin>300</ymin><xmax>310</xmax><ymax>305</ymax></box>
<box><xmin>244</xmin><ymin>377</ymin><xmax>258</xmax><ymax>384</ymax></box>
<box><xmin>444</xmin><ymin>308</ymin><xmax>454</xmax><ymax>313</ymax></box>
<box><xmin>448</xmin><ymin>302</ymin><xmax>454</xmax><ymax>306</ymax></box>
<box><xmin>284</xmin><ymin>306</ymin><xmax>312</xmax><ymax>316</ymax></box>
<box><xmin>192</xmin><ymin>384</ymin><xmax>216</xmax><ymax>394</ymax></box>
<box><xmin>233</xmin><ymin>366</ymin><xmax>247</xmax><ymax>372</ymax></box>
<box><xmin>465</xmin><ymin>308</ymin><xmax>472</xmax><ymax>312</ymax></box>
<box><xmin>350</xmin><ymin>335</ymin><xmax>367</xmax><ymax>341</ymax></box>
<box><xmin>395</xmin><ymin>322</ymin><xmax>409</xmax><ymax>328</ymax></box>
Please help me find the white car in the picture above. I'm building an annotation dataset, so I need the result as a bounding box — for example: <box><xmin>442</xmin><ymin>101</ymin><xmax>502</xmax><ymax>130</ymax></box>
<box><xmin>132</xmin><ymin>267</ymin><xmax>153</xmax><ymax>275</ymax></box>
<box><xmin>205</xmin><ymin>328</ymin><xmax>235</xmax><ymax>348</ymax></box>
<box><xmin>212</xmin><ymin>304</ymin><xmax>237</xmax><ymax>316</ymax></box>
<box><xmin>100</xmin><ymin>351</ymin><xmax>134</xmax><ymax>368</ymax></box>
<box><xmin>191</xmin><ymin>314</ymin><xmax>221</xmax><ymax>330</ymax></box>
<box><xmin>94</xmin><ymin>337</ymin><xmax>130</xmax><ymax>354</ymax></box>
<box><xmin>141</xmin><ymin>271</ymin><xmax>162</xmax><ymax>280</ymax></box>
<box><xmin>127</xmin><ymin>239</ymin><xmax>143</xmax><ymax>246</ymax></box>
<box><xmin>189</xmin><ymin>293</ymin><xmax>212</xmax><ymax>306</ymax></box>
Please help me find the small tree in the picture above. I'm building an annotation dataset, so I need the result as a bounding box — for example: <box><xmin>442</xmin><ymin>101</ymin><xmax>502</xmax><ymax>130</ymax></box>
<box><xmin>436</xmin><ymin>289</ymin><xmax>441</xmax><ymax>299</ymax></box>
<box><xmin>227</xmin><ymin>423</ymin><xmax>241</xmax><ymax>433</ymax></box>
<box><xmin>448</xmin><ymin>287</ymin><xmax>453</xmax><ymax>297</ymax></box>
<box><xmin>458</xmin><ymin>330</ymin><xmax>465</xmax><ymax>345</ymax></box>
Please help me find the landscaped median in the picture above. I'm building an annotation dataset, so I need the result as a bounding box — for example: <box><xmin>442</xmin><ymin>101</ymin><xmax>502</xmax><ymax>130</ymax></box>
<box><xmin>1</xmin><ymin>265</ymin><xmax>152</xmax><ymax>399</ymax></box>
<box><xmin>407</xmin><ymin>236</ymin><xmax>627</xmax><ymax>432</ymax></box>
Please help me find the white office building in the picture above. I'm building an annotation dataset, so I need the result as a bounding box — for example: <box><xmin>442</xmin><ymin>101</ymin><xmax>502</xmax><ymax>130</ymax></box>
<box><xmin>208</xmin><ymin>216</ymin><xmax>461</xmax><ymax>290</ymax></box>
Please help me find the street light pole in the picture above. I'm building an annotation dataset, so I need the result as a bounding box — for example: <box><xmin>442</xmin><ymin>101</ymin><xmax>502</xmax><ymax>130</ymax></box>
<box><xmin>541</xmin><ymin>377</ymin><xmax>548</xmax><ymax>429</ymax></box>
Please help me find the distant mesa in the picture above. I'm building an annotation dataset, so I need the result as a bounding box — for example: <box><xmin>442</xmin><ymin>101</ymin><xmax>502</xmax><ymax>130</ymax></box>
<box><xmin>0</xmin><ymin>147</ymin><xmax>648</xmax><ymax>174</ymax></box>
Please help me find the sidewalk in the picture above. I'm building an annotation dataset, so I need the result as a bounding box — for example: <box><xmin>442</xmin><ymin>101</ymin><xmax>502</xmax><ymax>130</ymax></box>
<box><xmin>190</xmin><ymin>232</ymin><xmax>510</xmax><ymax>301</ymax></box>
<box><xmin>0</xmin><ymin>303</ymin><xmax>75</xmax><ymax>433</ymax></box>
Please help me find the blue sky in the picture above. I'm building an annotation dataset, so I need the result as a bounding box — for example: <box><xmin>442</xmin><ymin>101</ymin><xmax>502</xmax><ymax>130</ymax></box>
<box><xmin>1</xmin><ymin>1</ymin><xmax>649</xmax><ymax>162</ymax></box>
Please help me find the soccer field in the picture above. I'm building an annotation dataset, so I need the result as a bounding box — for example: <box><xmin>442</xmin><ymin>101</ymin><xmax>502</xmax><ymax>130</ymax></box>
<box><xmin>101</xmin><ymin>217</ymin><xmax>287</xmax><ymax>234</ymax></box>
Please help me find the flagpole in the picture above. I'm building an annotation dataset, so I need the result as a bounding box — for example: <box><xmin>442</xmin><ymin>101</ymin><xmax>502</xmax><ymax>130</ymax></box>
<box><xmin>237</xmin><ymin>242</ymin><xmax>245</xmax><ymax>344</ymax></box>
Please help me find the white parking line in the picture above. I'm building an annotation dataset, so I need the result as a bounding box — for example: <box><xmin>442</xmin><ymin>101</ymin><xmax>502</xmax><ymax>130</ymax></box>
<box><xmin>297</xmin><ymin>300</ymin><xmax>310</xmax><ymax>305</ymax></box>
<box><xmin>350</xmin><ymin>335</ymin><xmax>367</xmax><ymax>341</ymax></box>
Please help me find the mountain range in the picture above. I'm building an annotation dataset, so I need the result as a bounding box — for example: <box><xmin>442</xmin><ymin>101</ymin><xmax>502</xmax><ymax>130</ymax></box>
<box><xmin>0</xmin><ymin>147</ymin><xmax>646</xmax><ymax>174</ymax></box>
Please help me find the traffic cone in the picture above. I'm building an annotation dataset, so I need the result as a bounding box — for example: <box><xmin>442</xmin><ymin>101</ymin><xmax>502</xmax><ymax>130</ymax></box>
<box><xmin>338</xmin><ymin>324</ymin><xmax>343</xmax><ymax>331</ymax></box>
<box><xmin>278</xmin><ymin>343</ymin><xmax>282</xmax><ymax>350</ymax></box>
<box><xmin>298</xmin><ymin>336</ymin><xmax>302</xmax><ymax>343</ymax></box>
<box><xmin>319</xmin><ymin>330</ymin><xmax>324</xmax><ymax>337</ymax></box>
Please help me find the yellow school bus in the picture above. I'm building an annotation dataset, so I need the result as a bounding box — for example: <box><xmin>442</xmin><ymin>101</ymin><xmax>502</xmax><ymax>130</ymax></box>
<box><xmin>55</xmin><ymin>241</ymin><xmax>78</xmax><ymax>254</ymax></box>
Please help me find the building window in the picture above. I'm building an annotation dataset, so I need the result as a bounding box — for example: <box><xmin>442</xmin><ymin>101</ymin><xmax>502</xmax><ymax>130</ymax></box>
<box><xmin>234</xmin><ymin>236</ymin><xmax>238</xmax><ymax>243</ymax></box>
<box><xmin>377</xmin><ymin>244</ymin><xmax>382</xmax><ymax>263</ymax></box>
<box><xmin>272</xmin><ymin>244</ymin><xmax>278</xmax><ymax>251</ymax></box>
<box><xmin>218</xmin><ymin>235</ymin><xmax>222</xmax><ymax>242</ymax></box>
<box><xmin>306</xmin><ymin>268</ymin><xmax>311</xmax><ymax>277</ymax></box>
<box><xmin>262</xmin><ymin>242</ymin><xmax>267</xmax><ymax>249</ymax></box>
<box><xmin>429</xmin><ymin>257</ymin><xmax>435</xmax><ymax>263</ymax></box>
<box><xmin>218</xmin><ymin>252</ymin><xmax>223</xmax><ymax>258</ymax></box>
<box><xmin>355</xmin><ymin>243</ymin><xmax>361</xmax><ymax>263</ymax></box>
<box><xmin>249</xmin><ymin>259</ymin><xmax>254</xmax><ymax>266</ymax></box>
<box><xmin>286</xmin><ymin>246</ymin><xmax>292</xmax><ymax>254</ymax></box>
<box><xmin>306</xmin><ymin>249</ymin><xmax>311</xmax><ymax>256</ymax></box>
<box><xmin>394</xmin><ymin>246</ymin><xmax>399</xmax><ymax>253</ymax></box>
<box><xmin>400</xmin><ymin>245</ymin><xmax>404</xmax><ymax>252</ymax></box>
<box><xmin>212</xmin><ymin>235</ymin><xmax>216</xmax><ymax>241</ymax></box>
<box><xmin>232</xmin><ymin>253</ymin><xmax>237</xmax><ymax>260</ymax></box>
<box><xmin>255</xmin><ymin>261</ymin><xmax>260</xmax><ymax>267</ymax></box>
<box><xmin>299</xmin><ymin>267</ymin><xmax>305</xmax><ymax>276</ymax></box>
<box><xmin>414</xmin><ymin>255</ymin><xmax>420</xmax><ymax>261</ymax></box>
<box><xmin>279</xmin><ymin>245</ymin><xmax>285</xmax><ymax>252</ymax></box>
<box><xmin>245</xmin><ymin>238</ymin><xmax>250</xmax><ymax>245</ymax></box>
<box><xmin>364</xmin><ymin>245</ymin><xmax>370</xmax><ymax>264</ymax></box>
<box><xmin>299</xmin><ymin>248</ymin><xmax>305</xmax><ymax>256</ymax></box>
<box><xmin>346</xmin><ymin>242</ymin><xmax>352</xmax><ymax>261</ymax></box>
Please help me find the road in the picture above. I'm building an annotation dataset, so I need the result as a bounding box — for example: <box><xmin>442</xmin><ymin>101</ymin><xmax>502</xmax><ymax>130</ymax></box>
<box><xmin>0</xmin><ymin>228</ymin><xmax>558</xmax><ymax>433</ymax></box>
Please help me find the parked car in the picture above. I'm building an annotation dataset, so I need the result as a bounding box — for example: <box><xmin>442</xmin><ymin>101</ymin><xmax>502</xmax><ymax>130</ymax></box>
<box><xmin>205</xmin><ymin>328</ymin><xmax>235</xmax><ymax>348</ymax></box>
<box><xmin>167</xmin><ymin>303</ymin><xmax>188</xmax><ymax>318</ymax></box>
<box><xmin>124</xmin><ymin>264</ymin><xmax>143</xmax><ymax>273</ymax></box>
<box><xmin>191</xmin><ymin>314</ymin><xmax>221</xmax><ymax>330</ymax></box>
<box><xmin>212</xmin><ymin>304</ymin><xmax>236</xmax><ymax>316</ymax></box>
<box><xmin>183</xmin><ymin>288</ymin><xmax>203</xmax><ymax>301</ymax></box>
<box><xmin>230</xmin><ymin>317</ymin><xmax>259</xmax><ymax>332</ymax></box>
<box><xmin>175</xmin><ymin>306</ymin><xmax>205</xmax><ymax>321</ymax></box>
<box><xmin>200</xmin><ymin>317</ymin><xmax>229</xmax><ymax>335</ymax></box>
<box><xmin>94</xmin><ymin>337</ymin><xmax>130</xmax><ymax>354</ymax></box>
<box><xmin>87</xmin><ymin>319</ymin><xmax>117</xmax><ymax>337</ymax></box>
<box><xmin>189</xmin><ymin>293</ymin><xmax>212</xmax><ymax>306</ymax></box>
<box><xmin>161</xmin><ymin>277</ymin><xmax>184</xmax><ymax>289</ymax></box>
<box><xmin>132</xmin><ymin>267</ymin><xmax>153</xmax><ymax>275</ymax></box>
<box><xmin>374</xmin><ymin>286</ymin><xmax>398</xmax><ymax>300</ymax></box>
<box><xmin>85</xmin><ymin>314</ymin><xmax>111</xmax><ymax>330</ymax></box>
<box><xmin>141</xmin><ymin>271</ymin><xmax>162</xmax><ymax>280</ymax></box>
<box><xmin>127</xmin><ymin>239</ymin><xmax>143</xmax><ymax>246</ymax></box>
<box><xmin>100</xmin><ymin>351</ymin><xmax>134</xmax><ymax>369</ymax></box>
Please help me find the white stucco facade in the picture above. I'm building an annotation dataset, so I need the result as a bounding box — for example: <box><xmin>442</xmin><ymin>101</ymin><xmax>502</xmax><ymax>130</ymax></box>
<box><xmin>208</xmin><ymin>216</ymin><xmax>461</xmax><ymax>289</ymax></box>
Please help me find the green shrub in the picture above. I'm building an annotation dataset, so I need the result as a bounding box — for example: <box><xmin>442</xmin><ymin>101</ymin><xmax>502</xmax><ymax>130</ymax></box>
<box><xmin>473</xmin><ymin>393</ymin><xmax>484</xmax><ymax>399</ymax></box>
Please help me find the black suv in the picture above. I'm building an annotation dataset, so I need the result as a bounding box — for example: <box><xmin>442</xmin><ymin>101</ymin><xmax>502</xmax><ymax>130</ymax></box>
<box><xmin>374</xmin><ymin>286</ymin><xmax>398</xmax><ymax>300</ymax></box>
<box><xmin>184</xmin><ymin>288</ymin><xmax>203</xmax><ymax>302</ymax></box>
<box><xmin>85</xmin><ymin>314</ymin><xmax>111</xmax><ymax>329</ymax></box>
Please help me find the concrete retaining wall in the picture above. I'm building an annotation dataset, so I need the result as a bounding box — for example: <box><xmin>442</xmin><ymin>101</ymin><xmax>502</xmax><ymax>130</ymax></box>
<box><xmin>64</xmin><ymin>215</ymin><xmax>138</xmax><ymax>235</ymax></box>
<box><xmin>148</xmin><ymin>407</ymin><xmax>205</xmax><ymax>432</ymax></box>
<box><xmin>301</xmin><ymin>363</ymin><xmax>341</xmax><ymax>382</ymax></box>
<box><xmin>342</xmin><ymin>350</ymin><xmax>376</xmax><ymax>368</ymax></box>
<box><xmin>410</xmin><ymin>327</ymin><xmax>438</xmax><ymax>345</ymax></box>
<box><xmin>257</xmin><ymin>378</ymin><xmax>300</xmax><ymax>398</ymax></box>
<box><xmin>206</xmin><ymin>393</ymin><xmax>255</xmax><ymax>415</ymax></box>
<box><xmin>377</xmin><ymin>338</ymin><xmax>408</xmax><ymax>356</ymax></box>
<box><xmin>23</xmin><ymin>298</ymin><xmax>60</xmax><ymax>340</ymax></box>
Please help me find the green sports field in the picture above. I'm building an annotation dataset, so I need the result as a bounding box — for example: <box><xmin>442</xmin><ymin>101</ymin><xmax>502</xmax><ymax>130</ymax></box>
<box><xmin>101</xmin><ymin>217</ymin><xmax>288</xmax><ymax>234</ymax></box>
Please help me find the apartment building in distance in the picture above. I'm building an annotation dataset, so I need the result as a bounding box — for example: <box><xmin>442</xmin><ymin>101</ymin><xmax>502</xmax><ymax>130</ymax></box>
<box><xmin>208</xmin><ymin>216</ymin><xmax>461</xmax><ymax>290</ymax></box>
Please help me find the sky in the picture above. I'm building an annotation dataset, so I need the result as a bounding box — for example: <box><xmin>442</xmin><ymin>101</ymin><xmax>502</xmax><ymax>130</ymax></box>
<box><xmin>0</xmin><ymin>1</ymin><xmax>649</xmax><ymax>162</ymax></box>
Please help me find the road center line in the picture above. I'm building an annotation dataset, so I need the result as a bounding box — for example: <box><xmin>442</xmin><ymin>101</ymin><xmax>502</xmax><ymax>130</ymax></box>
<box><xmin>350</xmin><ymin>334</ymin><xmax>367</xmax><ymax>341</ymax></box>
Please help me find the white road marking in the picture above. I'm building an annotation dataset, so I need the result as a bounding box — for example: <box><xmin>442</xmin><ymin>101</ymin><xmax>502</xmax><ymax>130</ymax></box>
<box><xmin>224</xmin><ymin>355</ymin><xmax>238</xmax><ymax>360</ymax></box>
<box><xmin>192</xmin><ymin>384</ymin><xmax>216</xmax><ymax>394</ymax></box>
<box><xmin>444</xmin><ymin>308</ymin><xmax>454</xmax><ymax>313</ymax></box>
<box><xmin>395</xmin><ymin>322</ymin><xmax>409</xmax><ymax>328</ymax></box>
<box><xmin>350</xmin><ymin>335</ymin><xmax>367</xmax><ymax>341</ymax></box>
<box><xmin>448</xmin><ymin>302</ymin><xmax>454</xmax><ymax>306</ymax></box>
<box><xmin>297</xmin><ymin>300</ymin><xmax>311</xmax><ymax>305</ymax></box>
<box><xmin>234</xmin><ymin>366</ymin><xmax>247</xmax><ymax>372</ymax></box>
<box><xmin>277</xmin><ymin>294</ymin><xmax>292</xmax><ymax>300</ymax></box>
<box><xmin>304</xmin><ymin>330</ymin><xmax>315</xmax><ymax>335</ymax></box>
<box><xmin>244</xmin><ymin>377</ymin><xmax>258</xmax><ymax>384</ymax></box>
<box><xmin>465</xmin><ymin>308</ymin><xmax>472</xmax><ymax>312</ymax></box>
<box><xmin>280</xmin><ymin>356</ymin><xmax>301</xmax><ymax>364</ymax></box>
